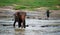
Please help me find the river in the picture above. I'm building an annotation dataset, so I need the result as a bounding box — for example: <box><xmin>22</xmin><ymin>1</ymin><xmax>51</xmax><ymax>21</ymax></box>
<box><xmin>0</xmin><ymin>18</ymin><xmax>60</xmax><ymax>35</ymax></box>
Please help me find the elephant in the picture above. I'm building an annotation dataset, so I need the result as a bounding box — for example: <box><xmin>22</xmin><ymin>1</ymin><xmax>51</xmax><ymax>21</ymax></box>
<box><xmin>13</xmin><ymin>11</ymin><xmax>26</xmax><ymax>28</ymax></box>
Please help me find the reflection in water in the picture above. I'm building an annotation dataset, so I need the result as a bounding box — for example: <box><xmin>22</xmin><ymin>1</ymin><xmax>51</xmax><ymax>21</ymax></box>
<box><xmin>14</xmin><ymin>28</ymin><xmax>36</xmax><ymax>35</ymax></box>
<box><xmin>15</xmin><ymin>28</ymin><xmax>25</xmax><ymax>35</ymax></box>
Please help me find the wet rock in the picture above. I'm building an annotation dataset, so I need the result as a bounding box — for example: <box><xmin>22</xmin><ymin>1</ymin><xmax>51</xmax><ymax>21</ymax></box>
<box><xmin>41</xmin><ymin>25</ymin><xmax>60</xmax><ymax>27</ymax></box>
<box><xmin>38</xmin><ymin>18</ymin><xmax>42</xmax><ymax>20</ymax></box>
<box><xmin>41</xmin><ymin>25</ymin><xmax>50</xmax><ymax>27</ymax></box>
<box><xmin>26</xmin><ymin>25</ymin><xmax>29</xmax><ymax>27</ymax></box>
<box><xmin>2</xmin><ymin>24</ymin><xmax>12</xmax><ymax>26</ymax></box>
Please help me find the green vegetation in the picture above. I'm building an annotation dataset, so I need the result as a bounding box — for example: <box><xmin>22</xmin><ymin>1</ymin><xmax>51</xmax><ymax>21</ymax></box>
<box><xmin>0</xmin><ymin>0</ymin><xmax>60</xmax><ymax>10</ymax></box>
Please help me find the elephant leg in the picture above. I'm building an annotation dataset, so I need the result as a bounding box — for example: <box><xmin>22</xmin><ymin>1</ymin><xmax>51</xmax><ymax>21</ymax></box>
<box><xmin>13</xmin><ymin>20</ymin><xmax>16</xmax><ymax>27</ymax></box>
<box><xmin>23</xmin><ymin>20</ymin><xmax>26</xmax><ymax>28</ymax></box>
<box><xmin>18</xmin><ymin>21</ymin><xmax>21</xmax><ymax>28</ymax></box>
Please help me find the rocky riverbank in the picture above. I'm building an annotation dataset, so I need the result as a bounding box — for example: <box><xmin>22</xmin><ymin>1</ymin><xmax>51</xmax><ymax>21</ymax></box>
<box><xmin>0</xmin><ymin>7</ymin><xmax>60</xmax><ymax>20</ymax></box>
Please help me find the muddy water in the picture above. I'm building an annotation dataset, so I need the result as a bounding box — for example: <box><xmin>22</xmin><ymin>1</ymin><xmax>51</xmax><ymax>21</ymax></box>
<box><xmin>0</xmin><ymin>19</ymin><xmax>60</xmax><ymax>35</ymax></box>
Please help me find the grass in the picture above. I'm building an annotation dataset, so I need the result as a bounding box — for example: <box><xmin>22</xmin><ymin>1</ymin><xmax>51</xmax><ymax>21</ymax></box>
<box><xmin>0</xmin><ymin>0</ymin><xmax>60</xmax><ymax>10</ymax></box>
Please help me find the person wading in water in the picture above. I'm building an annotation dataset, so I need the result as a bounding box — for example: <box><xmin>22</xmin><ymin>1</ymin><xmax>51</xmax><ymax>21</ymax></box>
<box><xmin>46</xmin><ymin>10</ymin><xmax>50</xmax><ymax>19</ymax></box>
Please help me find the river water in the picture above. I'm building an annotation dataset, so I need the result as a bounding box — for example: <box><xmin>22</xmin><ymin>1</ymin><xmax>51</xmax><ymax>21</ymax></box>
<box><xmin>0</xmin><ymin>18</ymin><xmax>60</xmax><ymax>35</ymax></box>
